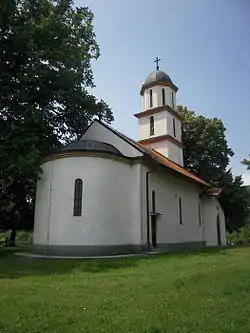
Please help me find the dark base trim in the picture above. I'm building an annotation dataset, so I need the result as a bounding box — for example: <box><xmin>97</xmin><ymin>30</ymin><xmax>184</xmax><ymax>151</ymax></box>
<box><xmin>156</xmin><ymin>241</ymin><xmax>206</xmax><ymax>252</ymax></box>
<box><xmin>33</xmin><ymin>241</ymin><xmax>205</xmax><ymax>257</ymax></box>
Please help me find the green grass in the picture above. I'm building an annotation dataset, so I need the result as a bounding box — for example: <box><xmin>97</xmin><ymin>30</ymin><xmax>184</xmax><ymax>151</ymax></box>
<box><xmin>0</xmin><ymin>247</ymin><xmax>250</xmax><ymax>332</ymax></box>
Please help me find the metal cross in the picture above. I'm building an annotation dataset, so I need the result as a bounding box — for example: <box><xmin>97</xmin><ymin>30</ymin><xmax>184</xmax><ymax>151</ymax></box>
<box><xmin>154</xmin><ymin>57</ymin><xmax>161</xmax><ymax>70</ymax></box>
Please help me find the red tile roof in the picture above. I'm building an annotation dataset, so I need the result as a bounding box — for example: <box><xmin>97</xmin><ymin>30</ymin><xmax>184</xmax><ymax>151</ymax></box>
<box><xmin>95</xmin><ymin>120</ymin><xmax>210</xmax><ymax>188</ymax></box>
<box><xmin>139</xmin><ymin>145</ymin><xmax>210</xmax><ymax>187</ymax></box>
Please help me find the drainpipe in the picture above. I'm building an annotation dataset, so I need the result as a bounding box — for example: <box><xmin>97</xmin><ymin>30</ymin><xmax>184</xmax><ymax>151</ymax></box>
<box><xmin>146</xmin><ymin>171</ymin><xmax>152</xmax><ymax>249</ymax></box>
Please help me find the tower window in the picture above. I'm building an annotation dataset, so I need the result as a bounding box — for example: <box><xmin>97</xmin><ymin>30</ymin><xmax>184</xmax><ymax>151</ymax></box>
<box><xmin>149</xmin><ymin>89</ymin><xmax>153</xmax><ymax>108</ymax></box>
<box><xmin>162</xmin><ymin>88</ymin><xmax>165</xmax><ymax>105</ymax></box>
<box><xmin>173</xmin><ymin>118</ymin><xmax>176</xmax><ymax>137</ymax></box>
<box><xmin>172</xmin><ymin>91</ymin><xmax>175</xmax><ymax>108</ymax></box>
<box><xmin>150</xmin><ymin>116</ymin><xmax>154</xmax><ymax>136</ymax></box>
<box><xmin>179</xmin><ymin>197</ymin><xmax>183</xmax><ymax>225</ymax></box>
<box><xmin>73</xmin><ymin>178</ymin><xmax>83</xmax><ymax>216</ymax></box>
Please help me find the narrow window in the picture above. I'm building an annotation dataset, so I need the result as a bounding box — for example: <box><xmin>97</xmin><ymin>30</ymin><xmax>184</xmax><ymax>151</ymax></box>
<box><xmin>172</xmin><ymin>91</ymin><xmax>175</xmax><ymax>108</ymax></box>
<box><xmin>198</xmin><ymin>202</ymin><xmax>202</xmax><ymax>226</ymax></box>
<box><xmin>150</xmin><ymin>116</ymin><xmax>154</xmax><ymax>136</ymax></box>
<box><xmin>73</xmin><ymin>178</ymin><xmax>83</xmax><ymax>216</ymax></box>
<box><xmin>179</xmin><ymin>197</ymin><xmax>183</xmax><ymax>225</ymax></box>
<box><xmin>149</xmin><ymin>89</ymin><xmax>153</xmax><ymax>108</ymax></box>
<box><xmin>162</xmin><ymin>88</ymin><xmax>165</xmax><ymax>105</ymax></box>
<box><xmin>152</xmin><ymin>190</ymin><xmax>156</xmax><ymax>213</ymax></box>
<box><xmin>173</xmin><ymin>118</ymin><xmax>176</xmax><ymax>137</ymax></box>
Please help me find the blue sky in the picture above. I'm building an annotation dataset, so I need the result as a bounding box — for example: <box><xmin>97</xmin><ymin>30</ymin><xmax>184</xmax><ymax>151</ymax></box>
<box><xmin>76</xmin><ymin>0</ymin><xmax>250</xmax><ymax>183</ymax></box>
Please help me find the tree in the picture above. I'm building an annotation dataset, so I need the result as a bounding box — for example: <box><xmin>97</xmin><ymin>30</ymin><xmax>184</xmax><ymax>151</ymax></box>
<box><xmin>242</xmin><ymin>156</ymin><xmax>250</xmax><ymax>170</ymax></box>
<box><xmin>178</xmin><ymin>106</ymin><xmax>234</xmax><ymax>184</ymax></box>
<box><xmin>0</xmin><ymin>0</ymin><xmax>114</xmax><ymax>243</ymax></box>
<box><xmin>178</xmin><ymin>105</ymin><xmax>249</xmax><ymax>232</ymax></box>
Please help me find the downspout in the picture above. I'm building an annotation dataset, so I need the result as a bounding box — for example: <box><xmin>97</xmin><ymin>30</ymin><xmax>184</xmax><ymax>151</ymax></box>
<box><xmin>146</xmin><ymin>171</ymin><xmax>152</xmax><ymax>249</ymax></box>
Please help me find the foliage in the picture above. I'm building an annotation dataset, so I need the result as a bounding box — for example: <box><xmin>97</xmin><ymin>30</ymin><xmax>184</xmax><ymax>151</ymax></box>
<box><xmin>178</xmin><ymin>105</ymin><xmax>234</xmax><ymax>183</ymax></box>
<box><xmin>227</xmin><ymin>225</ymin><xmax>250</xmax><ymax>244</ymax></box>
<box><xmin>178</xmin><ymin>105</ymin><xmax>249</xmax><ymax>231</ymax></box>
<box><xmin>0</xmin><ymin>247</ymin><xmax>250</xmax><ymax>332</ymax></box>
<box><xmin>242</xmin><ymin>156</ymin><xmax>250</xmax><ymax>169</ymax></box>
<box><xmin>0</xmin><ymin>0</ymin><xmax>113</xmax><ymax>230</ymax></box>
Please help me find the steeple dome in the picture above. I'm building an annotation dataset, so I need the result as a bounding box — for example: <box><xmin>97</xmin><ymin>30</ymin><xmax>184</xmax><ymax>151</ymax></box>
<box><xmin>144</xmin><ymin>69</ymin><xmax>173</xmax><ymax>86</ymax></box>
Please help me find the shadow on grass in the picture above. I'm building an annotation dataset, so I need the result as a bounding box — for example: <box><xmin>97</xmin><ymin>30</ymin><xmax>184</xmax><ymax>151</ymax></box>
<box><xmin>0</xmin><ymin>247</ymin><xmax>145</xmax><ymax>280</ymax></box>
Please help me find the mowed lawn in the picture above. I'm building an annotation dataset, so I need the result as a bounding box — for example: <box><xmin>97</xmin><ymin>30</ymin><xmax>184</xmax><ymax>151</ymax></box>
<box><xmin>0</xmin><ymin>247</ymin><xmax>250</xmax><ymax>333</ymax></box>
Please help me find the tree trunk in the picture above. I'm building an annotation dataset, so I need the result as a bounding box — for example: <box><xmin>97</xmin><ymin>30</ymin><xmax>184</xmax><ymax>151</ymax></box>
<box><xmin>9</xmin><ymin>229</ymin><xmax>17</xmax><ymax>247</ymax></box>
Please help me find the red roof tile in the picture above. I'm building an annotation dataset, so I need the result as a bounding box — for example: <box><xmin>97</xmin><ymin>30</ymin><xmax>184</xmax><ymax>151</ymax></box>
<box><xmin>95</xmin><ymin>120</ymin><xmax>210</xmax><ymax>188</ymax></box>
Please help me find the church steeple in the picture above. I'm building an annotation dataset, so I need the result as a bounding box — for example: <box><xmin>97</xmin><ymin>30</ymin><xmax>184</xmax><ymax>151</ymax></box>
<box><xmin>134</xmin><ymin>62</ymin><xmax>184</xmax><ymax>166</ymax></box>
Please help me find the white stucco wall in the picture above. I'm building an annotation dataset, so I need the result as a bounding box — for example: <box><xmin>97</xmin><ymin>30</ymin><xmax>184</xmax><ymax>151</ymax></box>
<box><xmin>138</xmin><ymin>108</ymin><xmax>182</xmax><ymax>143</ymax></box>
<box><xmin>82</xmin><ymin>121</ymin><xmax>143</xmax><ymax>158</ymax></box>
<box><xmin>138</xmin><ymin>110</ymin><xmax>167</xmax><ymax>140</ymax></box>
<box><xmin>165</xmin><ymin>141</ymin><xmax>184</xmax><ymax>166</ymax></box>
<box><xmin>144</xmin><ymin>167</ymin><xmax>204</xmax><ymax>245</ymax></box>
<box><xmin>166</xmin><ymin>113</ymin><xmax>182</xmax><ymax>142</ymax></box>
<box><xmin>143</xmin><ymin>86</ymin><xmax>176</xmax><ymax>110</ymax></box>
<box><xmin>202</xmin><ymin>197</ymin><xmax>226</xmax><ymax>246</ymax></box>
<box><xmin>33</xmin><ymin>156</ymin><xmax>142</xmax><ymax>248</ymax></box>
<box><xmin>33</xmin><ymin>162</ymin><xmax>52</xmax><ymax>246</ymax></box>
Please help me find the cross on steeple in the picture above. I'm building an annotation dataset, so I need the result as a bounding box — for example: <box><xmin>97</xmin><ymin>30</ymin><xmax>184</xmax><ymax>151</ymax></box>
<box><xmin>154</xmin><ymin>57</ymin><xmax>161</xmax><ymax>70</ymax></box>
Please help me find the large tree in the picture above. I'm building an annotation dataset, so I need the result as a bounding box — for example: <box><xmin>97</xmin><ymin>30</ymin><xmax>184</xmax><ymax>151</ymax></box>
<box><xmin>178</xmin><ymin>105</ymin><xmax>249</xmax><ymax>232</ymax></box>
<box><xmin>0</xmin><ymin>0</ymin><xmax>113</xmax><ymax>241</ymax></box>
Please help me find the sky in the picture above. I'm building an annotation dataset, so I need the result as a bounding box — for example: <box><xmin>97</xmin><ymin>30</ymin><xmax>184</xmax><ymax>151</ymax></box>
<box><xmin>76</xmin><ymin>0</ymin><xmax>250</xmax><ymax>184</ymax></box>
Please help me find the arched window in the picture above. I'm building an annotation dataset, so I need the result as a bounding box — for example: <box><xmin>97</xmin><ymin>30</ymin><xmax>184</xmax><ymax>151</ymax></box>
<box><xmin>73</xmin><ymin>178</ymin><xmax>83</xmax><ymax>216</ymax></box>
<box><xmin>217</xmin><ymin>214</ymin><xmax>221</xmax><ymax>245</ymax></box>
<box><xmin>198</xmin><ymin>202</ymin><xmax>202</xmax><ymax>226</ymax></box>
<box><xmin>179</xmin><ymin>197</ymin><xmax>183</xmax><ymax>225</ymax></box>
<box><xmin>172</xmin><ymin>91</ymin><xmax>175</xmax><ymax>108</ymax></box>
<box><xmin>149</xmin><ymin>89</ymin><xmax>153</xmax><ymax>108</ymax></box>
<box><xmin>162</xmin><ymin>88</ymin><xmax>165</xmax><ymax>105</ymax></box>
<box><xmin>150</xmin><ymin>116</ymin><xmax>154</xmax><ymax>136</ymax></box>
<box><xmin>173</xmin><ymin>118</ymin><xmax>176</xmax><ymax>137</ymax></box>
<box><xmin>152</xmin><ymin>190</ymin><xmax>156</xmax><ymax>212</ymax></box>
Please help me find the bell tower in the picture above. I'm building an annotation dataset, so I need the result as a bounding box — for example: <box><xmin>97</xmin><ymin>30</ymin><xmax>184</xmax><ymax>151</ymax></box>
<box><xmin>134</xmin><ymin>58</ymin><xmax>184</xmax><ymax>166</ymax></box>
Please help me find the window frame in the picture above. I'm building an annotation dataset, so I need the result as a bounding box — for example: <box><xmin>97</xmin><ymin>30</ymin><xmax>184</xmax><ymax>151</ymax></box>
<box><xmin>150</xmin><ymin>115</ymin><xmax>155</xmax><ymax>136</ymax></box>
<box><xmin>179</xmin><ymin>197</ymin><xmax>183</xmax><ymax>225</ymax></box>
<box><xmin>173</xmin><ymin>118</ymin><xmax>176</xmax><ymax>137</ymax></box>
<box><xmin>162</xmin><ymin>88</ymin><xmax>165</xmax><ymax>106</ymax></box>
<box><xmin>149</xmin><ymin>89</ymin><xmax>153</xmax><ymax>108</ymax></box>
<box><xmin>198</xmin><ymin>202</ymin><xmax>202</xmax><ymax>226</ymax></box>
<box><xmin>73</xmin><ymin>178</ymin><xmax>83</xmax><ymax>216</ymax></box>
<box><xmin>152</xmin><ymin>190</ymin><xmax>156</xmax><ymax>212</ymax></box>
<box><xmin>172</xmin><ymin>91</ymin><xmax>175</xmax><ymax>108</ymax></box>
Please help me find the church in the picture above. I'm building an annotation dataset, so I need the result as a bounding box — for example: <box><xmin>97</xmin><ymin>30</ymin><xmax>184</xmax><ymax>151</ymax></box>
<box><xmin>33</xmin><ymin>62</ymin><xmax>227</xmax><ymax>256</ymax></box>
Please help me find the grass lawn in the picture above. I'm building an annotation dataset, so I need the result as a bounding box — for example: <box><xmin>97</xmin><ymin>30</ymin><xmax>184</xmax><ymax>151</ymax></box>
<box><xmin>0</xmin><ymin>247</ymin><xmax>250</xmax><ymax>333</ymax></box>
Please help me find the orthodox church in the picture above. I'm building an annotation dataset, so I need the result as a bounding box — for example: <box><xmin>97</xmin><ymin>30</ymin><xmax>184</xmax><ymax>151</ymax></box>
<box><xmin>33</xmin><ymin>62</ymin><xmax>226</xmax><ymax>256</ymax></box>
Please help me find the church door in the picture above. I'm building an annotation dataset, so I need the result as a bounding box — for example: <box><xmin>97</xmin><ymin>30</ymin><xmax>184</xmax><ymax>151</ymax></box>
<box><xmin>217</xmin><ymin>214</ymin><xmax>222</xmax><ymax>246</ymax></box>
<box><xmin>151</xmin><ymin>215</ymin><xmax>157</xmax><ymax>248</ymax></box>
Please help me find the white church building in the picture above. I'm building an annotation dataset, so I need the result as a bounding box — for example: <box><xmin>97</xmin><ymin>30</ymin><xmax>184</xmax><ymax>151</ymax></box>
<box><xmin>33</xmin><ymin>65</ymin><xmax>227</xmax><ymax>256</ymax></box>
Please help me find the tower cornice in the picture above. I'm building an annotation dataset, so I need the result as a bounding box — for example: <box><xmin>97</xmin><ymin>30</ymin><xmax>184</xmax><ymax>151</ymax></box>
<box><xmin>140</xmin><ymin>81</ymin><xmax>178</xmax><ymax>96</ymax></box>
<box><xmin>134</xmin><ymin>105</ymin><xmax>183</xmax><ymax>121</ymax></box>
<box><xmin>139</xmin><ymin>134</ymin><xmax>184</xmax><ymax>148</ymax></box>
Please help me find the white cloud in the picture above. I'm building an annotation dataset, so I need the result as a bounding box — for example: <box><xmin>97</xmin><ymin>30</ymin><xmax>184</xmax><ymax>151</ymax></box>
<box><xmin>242</xmin><ymin>172</ymin><xmax>250</xmax><ymax>185</ymax></box>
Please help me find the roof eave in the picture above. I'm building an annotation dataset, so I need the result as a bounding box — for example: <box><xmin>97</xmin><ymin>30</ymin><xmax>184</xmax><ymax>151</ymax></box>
<box><xmin>140</xmin><ymin>81</ymin><xmax>179</xmax><ymax>95</ymax></box>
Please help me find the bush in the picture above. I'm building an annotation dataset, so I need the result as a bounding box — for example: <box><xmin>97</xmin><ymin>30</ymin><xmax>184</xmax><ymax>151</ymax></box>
<box><xmin>228</xmin><ymin>226</ymin><xmax>250</xmax><ymax>244</ymax></box>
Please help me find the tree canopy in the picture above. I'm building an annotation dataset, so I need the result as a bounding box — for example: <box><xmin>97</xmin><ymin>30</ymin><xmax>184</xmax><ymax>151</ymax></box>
<box><xmin>0</xmin><ymin>0</ymin><xmax>113</xmax><ymax>233</ymax></box>
<box><xmin>178</xmin><ymin>105</ymin><xmax>249</xmax><ymax>232</ymax></box>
